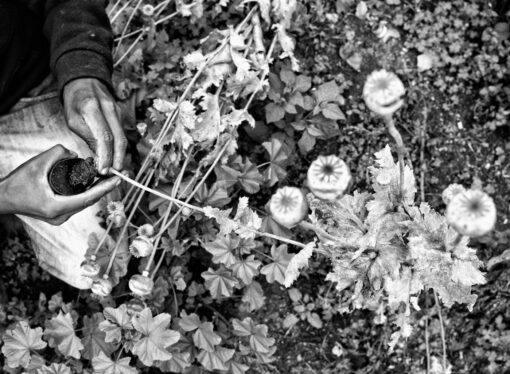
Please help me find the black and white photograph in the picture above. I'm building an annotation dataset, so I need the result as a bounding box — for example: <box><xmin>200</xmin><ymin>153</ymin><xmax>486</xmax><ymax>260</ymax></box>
<box><xmin>0</xmin><ymin>0</ymin><xmax>509</xmax><ymax>373</ymax></box>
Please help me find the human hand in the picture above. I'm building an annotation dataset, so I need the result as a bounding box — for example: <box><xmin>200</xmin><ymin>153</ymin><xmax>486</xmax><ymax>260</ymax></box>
<box><xmin>0</xmin><ymin>145</ymin><xmax>121</xmax><ymax>225</ymax></box>
<box><xmin>63</xmin><ymin>78</ymin><xmax>127</xmax><ymax>175</ymax></box>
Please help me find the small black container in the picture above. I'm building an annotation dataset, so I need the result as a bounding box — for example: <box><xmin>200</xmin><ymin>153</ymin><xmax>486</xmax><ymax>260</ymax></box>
<box><xmin>48</xmin><ymin>157</ymin><xmax>97</xmax><ymax>195</ymax></box>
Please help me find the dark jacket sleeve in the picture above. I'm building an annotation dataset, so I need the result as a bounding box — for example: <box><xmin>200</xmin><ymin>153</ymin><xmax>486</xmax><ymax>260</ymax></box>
<box><xmin>43</xmin><ymin>0</ymin><xmax>114</xmax><ymax>93</ymax></box>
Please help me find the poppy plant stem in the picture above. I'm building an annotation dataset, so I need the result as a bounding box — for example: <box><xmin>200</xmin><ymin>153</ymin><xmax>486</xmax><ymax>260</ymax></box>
<box><xmin>109</xmin><ymin>169</ymin><xmax>204</xmax><ymax>213</ymax></box>
<box><xmin>156</xmin><ymin>139</ymin><xmax>232</xmax><ymax>235</ymax></box>
<box><xmin>104</xmin><ymin>169</ymin><xmax>155</xmax><ymax>277</ymax></box>
<box><xmin>110</xmin><ymin>168</ymin><xmax>318</xmax><ymax>252</ymax></box>
<box><xmin>383</xmin><ymin>115</ymin><xmax>406</xmax><ymax>203</ymax></box>
<box><xmin>114</xmin><ymin>0</ymin><xmax>143</xmax><ymax>57</ymax></box>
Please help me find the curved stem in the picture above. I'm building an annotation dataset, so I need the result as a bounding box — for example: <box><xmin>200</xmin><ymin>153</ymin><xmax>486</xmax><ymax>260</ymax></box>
<box><xmin>110</xmin><ymin>0</ymin><xmax>132</xmax><ymax>23</ymax></box>
<box><xmin>110</xmin><ymin>169</ymin><xmax>318</xmax><ymax>252</ymax></box>
<box><xmin>114</xmin><ymin>0</ymin><xmax>144</xmax><ymax>57</ymax></box>
<box><xmin>109</xmin><ymin>168</ymin><xmax>204</xmax><ymax>212</ymax></box>
<box><xmin>114</xmin><ymin>31</ymin><xmax>145</xmax><ymax>68</ymax></box>
<box><xmin>383</xmin><ymin>115</ymin><xmax>405</xmax><ymax>203</ymax></box>
<box><xmin>433</xmin><ymin>290</ymin><xmax>448</xmax><ymax>372</ymax></box>
<box><xmin>157</xmin><ymin>139</ymin><xmax>232</xmax><ymax>235</ymax></box>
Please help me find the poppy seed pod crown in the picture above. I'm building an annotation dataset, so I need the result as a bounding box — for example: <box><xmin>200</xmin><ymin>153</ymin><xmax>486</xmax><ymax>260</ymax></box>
<box><xmin>129</xmin><ymin>274</ymin><xmax>154</xmax><ymax>297</ymax></box>
<box><xmin>129</xmin><ymin>235</ymin><xmax>154</xmax><ymax>258</ymax></box>
<box><xmin>307</xmin><ymin>155</ymin><xmax>351</xmax><ymax>201</ymax></box>
<box><xmin>363</xmin><ymin>70</ymin><xmax>405</xmax><ymax>117</ymax></box>
<box><xmin>141</xmin><ymin>4</ymin><xmax>155</xmax><ymax>17</ymax></box>
<box><xmin>91</xmin><ymin>277</ymin><xmax>114</xmax><ymax>297</ymax></box>
<box><xmin>446</xmin><ymin>189</ymin><xmax>497</xmax><ymax>237</ymax></box>
<box><xmin>137</xmin><ymin>224</ymin><xmax>155</xmax><ymax>238</ymax></box>
<box><xmin>442</xmin><ymin>183</ymin><xmax>466</xmax><ymax>205</ymax></box>
<box><xmin>269</xmin><ymin>187</ymin><xmax>308</xmax><ymax>228</ymax></box>
<box><xmin>80</xmin><ymin>259</ymin><xmax>101</xmax><ymax>278</ymax></box>
<box><xmin>126</xmin><ymin>298</ymin><xmax>147</xmax><ymax>316</ymax></box>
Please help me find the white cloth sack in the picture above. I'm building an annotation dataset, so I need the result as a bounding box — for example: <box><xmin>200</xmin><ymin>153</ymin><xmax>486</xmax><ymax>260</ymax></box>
<box><xmin>0</xmin><ymin>93</ymin><xmax>127</xmax><ymax>289</ymax></box>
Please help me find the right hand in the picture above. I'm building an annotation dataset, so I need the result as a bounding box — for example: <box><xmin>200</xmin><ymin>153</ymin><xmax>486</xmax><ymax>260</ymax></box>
<box><xmin>0</xmin><ymin>145</ymin><xmax>121</xmax><ymax>225</ymax></box>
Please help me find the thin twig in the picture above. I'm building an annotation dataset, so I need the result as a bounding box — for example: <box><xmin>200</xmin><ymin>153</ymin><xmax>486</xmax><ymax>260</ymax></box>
<box><xmin>108</xmin><ymin>0</ymin><xmax>124</xmax><ymax>18</ymax></box>
<box><xmin>419</xmin><ymin>105</ymin><xmax>431</xmax><ymax>374</ymax></box>
<box><xmin>109</xmin><ymin>169</ymin><xmax>204</xmax><ymax>212</ymax></box>
<box><xmin>169</xmin><ymin>277</ymin><xmax>179</xmax><ymax>315</ymax></box>
<box><xmin>114</xmin><ymin>0</ymin><xmax>144</xmax><ymax>57</ymax></box>
<box><xmin>424</xmin><ymin>292</ymin><xmax>431</xmax><ymax>374</ymax></box>
<box><xmin>157</xmin><ymin>139</ymin><xmax>232</xmax><ymax>235</ymax></box>
<box><xmin>110</xmin><ymin>0</ymin><xmax>132</xmax><ymax>23</ymax></box>
<box><xmin>114</xmin><ymin>31</ymin><xmax>145</xmax><ymax>68</ymax></box>
<box><xmin>433</xmin><ymin>290</ymin><xmax>448</xmax><ymax>372</ymax></box>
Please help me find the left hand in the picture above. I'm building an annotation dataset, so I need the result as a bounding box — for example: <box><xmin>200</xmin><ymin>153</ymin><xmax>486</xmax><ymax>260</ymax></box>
<box><xmin>63</xmin><ymin>78</ymin><xmax>127</xmax><ymax>175</ymax></box>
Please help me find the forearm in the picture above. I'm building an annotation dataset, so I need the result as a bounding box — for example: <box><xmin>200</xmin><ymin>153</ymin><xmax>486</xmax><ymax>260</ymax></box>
<box><xmin>43</xmin><ymin>0</ymin><xmax>114</xmax><ymax>93</ymax></box>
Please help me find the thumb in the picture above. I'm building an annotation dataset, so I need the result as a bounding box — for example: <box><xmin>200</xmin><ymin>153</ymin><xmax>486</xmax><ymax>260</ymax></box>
<box><xmin>54</xmin><ymin>176</ymin><xmax>122</xmax><ymax>211</ymax></box>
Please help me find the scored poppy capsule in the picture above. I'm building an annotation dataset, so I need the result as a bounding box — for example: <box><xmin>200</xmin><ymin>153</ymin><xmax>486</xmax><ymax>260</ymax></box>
<box><xmin>129</xmin><ymin>274</ymin><xmax>154</xmax><ymax>297</ymax></box>
<box><xmin>80</xmin><ymin>259</ymin><xmax>101</xmax><ymax>278</ymax></box>
<box><xmin>91</xmin><ymin>277</ymin><xmax>113</xmax><ymax>297</ymax></box>
<box><xmin>441</xmin><ymin>183</ymin><xmax>466</xmax><ymax>205</ymax></box>
<box><xmin>446</xmin><ymin>189</ymin><xmax>497</xmax><ymax>237</ymax></box>
<box><xmin>126</xmin><ymin>298</ymin><xmax>147</xmax><ymax>316</ymax></box>
<box><xmin>307</xmin><ymin>155</ymin><xmax>351</xmax><ymax>201</ymax></box>
<box><xmin>106</xmin><ymin>201</ymin><xmax>126</xmax><ymax>228</ymax></box>
<box><xmin>137</xmin><ymin>224</ymin><xmax>155</xmax><ymax>238</ymax></box>
<box><xmin>363</xmin><ymin>69</ymin><xmax>405</xmax><ymax>117</ymax></box>
<box><xmin>141</xmin><ymin>4</ymin><xmax>155</xmax><ymax>17</ymax></box>
<box><xmin>269</xmin><ymin>186</ymin><xmax>308</xmax><ymax>228</ymax></box>
<box><xmin>129</xmin><ymin>235</ymin><xmax>154</xmax><ymax>258</ymax></box>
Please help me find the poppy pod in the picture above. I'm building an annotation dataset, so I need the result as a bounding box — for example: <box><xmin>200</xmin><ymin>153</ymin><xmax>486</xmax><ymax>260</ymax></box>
<box><xmin>446</xmin><ymin>189</ymin><xmax>497</xmax><ymax>237</ymax></box>
<box><xmin>442</xmin><ymin>183</ymin><xmax>466</xmax><ymax>205</ymax></box>
<box><xmin>91</xmin><ymin>277</ymin><xmax>113</xmax><ymax>297</ymax></box>
<box><xmin>137</xmin><ymin>224</ymin><xmax>155</xmax><ymax>238</ymax></box>
<box><xmin>141</xmin><ymin>4</ymin><xmax>155</xmax><ymax>17</ymax></box>
<box><xmin>269</xmin><ymin>187</ymin><xmax>308</xmax><ymax>228</ymax></box>
<box><xmin>129</xmin><ymin>236</ymin><xmax>154</xmax><ymax>258</ymax></box>
<box><xmin>129</xmin><ymin>274</ymin><xmax>154</xmax><ymax>297</ymax></box>
<box><xmin>126</xmin><ymin>298</ymin><xmax>147</xmax><ymax>316</ymax></box>
<box><xmin>80</xmin><ymin>259</ymin><xmax>101</xmax><ymax>278</ymax></box>
<box><xmin>307</xmin><ymin>155</ymin><xmax>351</xmax><ymax>201</ymax></box>
<box><xmin>363</xmin><ymin>70</ymin><xmax>405</xmax><ymax>117</ymax></box>
<box><xmin>108</xmin><ymin>211</ymin><xmax>126</xmax><ymax>228</ymax></box>
<box><xmin>107</xmin><ymin>201</ymin><xmax>124</xmax><ymax>214</ymax></box>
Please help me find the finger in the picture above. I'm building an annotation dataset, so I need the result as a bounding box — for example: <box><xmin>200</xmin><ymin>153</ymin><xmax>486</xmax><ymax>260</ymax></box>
<box><xmin>100</xmin><ymin>100</ymin><xmax>127</xmax><ymax>171</ymax></box>
<box><xmin>80</xmin><ymin>102</ymin><xmax>114</xmax><ymax>175</ymax></box>
<box><xmin>66</xmin><ymin>107</ymin><xmax>97</xmax><ymax>153</ymax></box>
<box><xmin>54</xmin><ymin>176</ymin><xmax>121</xmax><ymax>212</ymax></box>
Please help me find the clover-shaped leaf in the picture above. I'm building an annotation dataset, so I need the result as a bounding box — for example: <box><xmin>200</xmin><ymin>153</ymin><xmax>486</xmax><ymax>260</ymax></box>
<box><xmin>92</xmin><ymin>351</ymin><xmax>137</xmax><ymax>374</ymax></box>
<box><xmin>44</xmin><ymin>312</ymin><xmax>84</xmax><ymax>359</ymax></box>
<box><xmin>131</xmin><ymin>308</ymin><xmax>180</xmax><ymax>366</ymax></box>
<box><xmin>202</xmin><ymin>267</ymin><xmax>240</xmax><ymax>299</ymax></box>
<box><xmin>179</xmin><ymin>312</ymin><xmax>222</xmax><ymax>352</ymax></box>
<box><xmin>260</xmin><ymin>245</ymin><xmax>293</xmax><ymax>284</ymax></box>
<box><xmin>1</xmin><ymin>321</ymin><xmax>47</xmax><ymax>368</ymax></box>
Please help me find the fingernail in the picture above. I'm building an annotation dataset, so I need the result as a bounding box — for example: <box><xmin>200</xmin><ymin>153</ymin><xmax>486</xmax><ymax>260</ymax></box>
<box><xmin>101</xmin><ymin>168</ymin><xmax>109</xmax><ymax>175</ymax></box>
<box><xmin>115</xmin><ymin>177</ymin><xmax>122</xmax><ymax>186</ymax></box>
